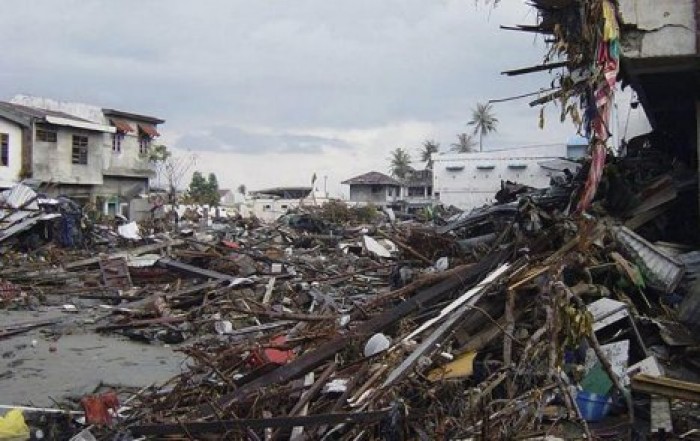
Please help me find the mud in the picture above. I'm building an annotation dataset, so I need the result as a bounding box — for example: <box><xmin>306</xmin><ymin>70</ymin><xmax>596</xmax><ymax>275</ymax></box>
<box><xmin>0</xmin><ymin>308</ymin><xmax>186</xmax><ymax>406</ymax></box>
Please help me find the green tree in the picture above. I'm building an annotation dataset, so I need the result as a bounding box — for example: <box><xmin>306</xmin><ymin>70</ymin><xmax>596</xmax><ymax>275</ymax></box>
<box><xmin>389</xmin><ymin>148</ymin><xmax>412</xmax><ymax>179</ymax></box>
<box><xmin>207</xmin><ymin>173</ymin><xmax>220</xmax><ymax>206</ymax></box>
<box><xmin>188</xmin><ymin>171</ymin><xmax>221</xmax><ymax>205</ymax></box>
<box><xmin>188</xmin><ymin>171</ymin><xmax>208</xmax><ymax>203</ymax></box>
<box><xmin>420</xmin><ymin>140</ymin><xmax>440</xmax><ymax>169</ymax></box>
<box><xmin>467</xmin><ymin>102</ymin><xmax>498</xmax><ymax>152</ymax></box>
<box><xmin>237</xmin><ymin>184</ymin><xmax>247</xmax><ymax>196</ymax></box>
<box><xmin>450</xmin><ymin>133</ymin><xmax>478</xmax><ymax>153</ymax></box>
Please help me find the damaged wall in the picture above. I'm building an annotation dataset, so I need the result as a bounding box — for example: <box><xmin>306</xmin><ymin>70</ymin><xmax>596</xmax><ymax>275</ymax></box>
<box><xmin>348</xmin><ymin>185</ymin><xmax>398</xmax><ymax>205</ymax></box>
<box><xmin>0</xmin><ymin>118</ymin><xmax>24</xmax><ymax>189</ymax></box>
<box><xmin>32</xmin><ymin>127</ymin><xmax>104</xmax><ymax>186</ymax></box>
<box><xmin>619</xmin><ymin>0</ymin><xmax>697</xmax><ymax>58</ymax></box>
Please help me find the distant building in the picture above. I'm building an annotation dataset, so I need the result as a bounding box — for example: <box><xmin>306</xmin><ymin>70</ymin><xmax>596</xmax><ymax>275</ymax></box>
<box><xmin>397</xmin><ymin>168</ymin><xmax>434</xmax><ymax>213</ymax></box>
<box><xmin>342</xmin><ymin>169</ymin><xmax>436</xmax><ymax>213</ymax></box>
<box><xmin>218</xmin><ymin>189</ymin><xmax>237</xmax><ymax>207</ymax></box>
<box><xmin>246</xmin><ymin>186</ymin><xmax>328</xmax><ymax>222</ymax></box>
<box><xmin>341</xmin><ymin>171</ymin><xmax>401</xmax><ymax>207</ymax></box>
<box><xmin>432</xmin><ymin>142</ymin><xmax>583</xmax><ymax>210</ymax></box>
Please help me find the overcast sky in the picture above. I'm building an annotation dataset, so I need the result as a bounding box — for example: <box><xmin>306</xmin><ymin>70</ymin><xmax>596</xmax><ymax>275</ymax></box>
<box><xmin>0</xmin><ymin>1</ymin><xmax>649</xmax><ymax>196</ymax></box>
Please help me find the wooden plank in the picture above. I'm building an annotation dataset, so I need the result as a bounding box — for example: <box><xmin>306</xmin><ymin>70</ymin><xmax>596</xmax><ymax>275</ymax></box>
<box><xmin>631</xmin><ymin>374</ymin><xmax>700</xmax><ymax>402</ymax></box>
<box><xmin>131</xmin><ymin>411</ymin><xmax>389</xmax><ymax>436</ymax></box>
<box><xmin>64</xmin><ymin>240</ymin><xmax>184</xmax><ymax>270</ymax></box>
<box><xmin>501</xmin><ymin>61</ymin><xmax>568</xmax><ymax>76</ymax></box>
<box><xmin>195</xmin><ymin>250</ymin><xmax>509</xmax><ymax>417</ymax></box>
<box><xmin>158</xmin><ymin>256</ymin><xmax>235</xmax><ymax>281</ymax></box>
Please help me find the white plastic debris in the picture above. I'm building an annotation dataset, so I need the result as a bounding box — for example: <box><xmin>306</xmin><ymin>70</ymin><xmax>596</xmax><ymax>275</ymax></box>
<box><xmin>214</xmin><ymin>320</ymin><xmax>233</xmax><ymax>335</ymax></box>
<box><xmin>362</xmin><ymin>235</ymin><xmax>392</xmax><ymax>258</ymax></box>
<box><xmin>364</xmin><ymin>333</ymin><xmax>392</xmax><ymax>357</ymax></box>
<box><xmin>117</xmin><ymin>222</ymin><xmax>141</xmax><ymax>240</ymax></box>
<box><xmin>435</xmin><ymin>257</ymin><xmax>450</xmax><ymax>272</ymax></box>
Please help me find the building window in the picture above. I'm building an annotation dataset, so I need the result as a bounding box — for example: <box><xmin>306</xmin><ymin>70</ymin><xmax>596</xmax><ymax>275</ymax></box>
<box><xmin>408</xmin><ymin>187</ymin><xmax>424</xmax><ymax>197</ymax></box>
<box><xmin>36</xmin><ymin>128</ymin><xmax>57</xmax><ymax>142</ymax></box>
<box><xmin>72</xmin><ymin>135</ymin><xmax>88</xmax><ymax>165</ymax></box>
<box><xmin>0</xmin><ymin>133</ymin><xmax>8</xmax><ymax>166</ymax></box>
<box><xmin>112</xmin><ymin>133</ymin><xmax>123</xmax><ymax>153</ymax></box>
<box><xmin>139</xmin><ymin>136</ymin><xmax>151</xmax><ymax>155</ymax></box>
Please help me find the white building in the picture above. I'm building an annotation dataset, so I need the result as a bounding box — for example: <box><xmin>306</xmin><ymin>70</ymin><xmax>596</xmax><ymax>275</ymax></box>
<box><xmin>245</xmin><ymin>187</ymin><xmax>330</xmax><ymax>223</ymax></box>
<box><xmin>0</xmin><ymin>113</ymin><xmax>24</xmax><ymax>189</ymax></box>
<box><xmin>433</xmin><ymin>142</ymin><xmax>584</xmax><ymax>210</ymax></box>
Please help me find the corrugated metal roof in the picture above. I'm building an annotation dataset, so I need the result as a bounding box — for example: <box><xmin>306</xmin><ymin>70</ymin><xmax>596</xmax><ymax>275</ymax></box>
<box><xmin>613</xmin><ymin>226</ymin><xmax>684</xmax><ymax>293</ymax></box>
<box><xmin>0</xmin><ymin>183</ymin><xmax>39</xmax><ymax>210</ymax></box>
<box><xmin>0</xmin><ymin>101</ymin><xmax>94</xmax><ymax>123</ymax></box>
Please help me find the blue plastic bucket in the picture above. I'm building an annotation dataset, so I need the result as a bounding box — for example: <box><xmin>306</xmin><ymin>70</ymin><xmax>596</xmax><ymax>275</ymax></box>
<box><xmin>575</xmin><ymin>390</ymin><xmax>612</xmax><ymax>422</ymax></box>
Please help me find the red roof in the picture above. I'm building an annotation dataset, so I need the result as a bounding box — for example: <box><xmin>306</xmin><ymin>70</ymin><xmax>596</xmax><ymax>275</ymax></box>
<box><xmin>138</xmin><ymin>123</ymin><xmax>160</xmax><ymax>137</ymax></box>
<box><xmin>110</xmin><ymin>118</ymin><xmax>135</xmax><ymax>133</ymax></box>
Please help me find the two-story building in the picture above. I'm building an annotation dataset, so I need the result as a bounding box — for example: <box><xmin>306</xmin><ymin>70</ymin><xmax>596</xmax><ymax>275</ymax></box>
<box><xmin>4</xmin><ymin>96</ymin><xmax>165</xmax><ymax>216</ymax></box>
<box><xmin>100</xmin><ymin>108</ymin><xmax>164</xmax><ymax>216</ymax></box>
<box><xmin>0</xmin><ymin>101</ymin><xmax>114</xmax><ymax>202</ymax></box>
<box><xmin>342</xmin><ymin>172</ymin><xmax>402</xmax><ymax>207</ymax></box>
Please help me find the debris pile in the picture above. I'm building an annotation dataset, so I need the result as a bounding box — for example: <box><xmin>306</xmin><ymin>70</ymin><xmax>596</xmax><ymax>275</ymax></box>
<box><xmin>1</xmin><ymin>140</ymin><xmax>700</xmax><ymax>439</ymax></box>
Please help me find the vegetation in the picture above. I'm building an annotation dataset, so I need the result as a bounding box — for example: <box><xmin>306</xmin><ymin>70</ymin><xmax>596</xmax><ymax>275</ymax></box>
<box><xmin>467</xmin><ymin>102</ymin><xmax>498</xmax><ymax>151</ymax></box>
<box><xmin>187</xmin><ymin>171</ymin><xmax>221</xmax><ymax>206</ymax></box>
<box><xmin>149</xmin><ymin>145</ymin><xmax>197</xmax><ymax>204</ymax></box>
<box><xmin>389</xmin><ymin>147</ymin><xmax>412</xmax><ymax>179</ymax></box>
<box><xmin>318</xmin><ymin>200</ymin><xmax>380</xmax><ymax>224</ymax></box>
<box><xmin>450</xmin><ymin>133</ymin><xmax>478</xmax><ymax>153</ymax></box>
<box><xmin>419</xmin><ymin>140</ymin><xmax>440</xmax><ymax>169</ymax></box>
<box><xmin>237</xmin><ymin>184</ymin><xmax>247</xmax><ymax>195</ymax></box>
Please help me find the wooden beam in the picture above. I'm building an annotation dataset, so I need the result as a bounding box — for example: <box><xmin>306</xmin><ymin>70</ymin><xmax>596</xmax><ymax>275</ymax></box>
<box><xmin>502</xmin><ymin>61</ymin><xmax>568</xmax><ymax>76</ymax></box>
<box><xmin>131</xmin><ymin>411</ymin><xmax>390</xmax><ymax>436</ymax></box>
<box><xmin>631</xmin><ymin>374</ymin><xmax>700</xmax><ymax>402</ymax></box>
<box><xmin>64</xmin><ymin>240</ymin><xmax>184</xmax><ymax>270</ymax></box>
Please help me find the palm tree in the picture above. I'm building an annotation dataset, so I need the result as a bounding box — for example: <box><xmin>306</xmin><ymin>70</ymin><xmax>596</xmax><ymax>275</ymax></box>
<box><xmin>420</xmin><ymin>140</ymin><xmax>440</xmax><ymax>169</ymax></box>
<box><xmin>467</xmin><ymin>102</ymin><xmax>498</xmax><ymax>152</ymax></box>
<box><xmin>237</xmin><ymin>184</ymin><xmax>247</xmax><ymax>195</ymax></box>
<box><xmin>450</xmin><ymin>133</ymin><xmax>478</xmax><ymax>153</ymax></box>
<box><xmin>389</xmin><ymin>148</ymin><xmax>412</xmax><ymax>179</ymax></box>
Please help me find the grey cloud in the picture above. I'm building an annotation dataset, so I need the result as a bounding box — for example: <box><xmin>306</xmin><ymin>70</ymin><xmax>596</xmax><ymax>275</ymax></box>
<box><xmin>175</xmin><ymin>125</ymin><xmax>352</xmax><ymax>155</ymax></box>
<box><xmin>0</xmin><ymin>0</ymin><xmax>563</xmax><ymax>134</ymax></box>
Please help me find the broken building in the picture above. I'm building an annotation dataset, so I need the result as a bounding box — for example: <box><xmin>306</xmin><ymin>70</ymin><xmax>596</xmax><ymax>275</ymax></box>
<box><xmin>0</xmin><ymin>96</ymin><xmax>165</xmax><ymax>215</ymax></box>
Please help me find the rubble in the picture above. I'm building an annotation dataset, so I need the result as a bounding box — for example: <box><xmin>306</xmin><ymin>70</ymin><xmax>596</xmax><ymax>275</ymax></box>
<box><xmin>0</xmin><ymin>131</ymin><xmax>698</xmax><ymax>440</ymax></box>
<box><xmin>1</xmin><ymin>2</ymin><xmax>700</xmax><ymax>437</ymax></box>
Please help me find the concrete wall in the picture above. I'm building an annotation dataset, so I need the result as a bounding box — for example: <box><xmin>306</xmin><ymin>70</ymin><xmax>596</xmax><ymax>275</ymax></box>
<box><xmin>348</xmin><ymin>184</ymin><xmax>399</xmax><ymax>204</ymax></box>
<box><xmin>32</xmin><ymin>124</ymin><xmax>104</xmax><ymax>186</ymax></box>
<box><xmin>619</xmin><ymin>0</ymin><xmax>697</xmax><ymax>58</ymax></box>
<box><xmin>97</xmin><ymin>176</ymin><xmax>149</xmax><ymax>200</ymax></box>
<box><xmin>11</xmin><ymin>95</ymin><xmax>156</xmax><ymax>183</ymax></box>
<box><xmin>0</xmin><ymin>118</ymin><xmax>24</xmax><ymax>188</ymax></box>
<box><xmin>220</xmin><ymin>191</ymin><xmax>237</xmax><ymax>207</ymax></box>
<box><xmin>433</xmin><ymin>145</ymin><xmax>569</xmax><ymax>210</ymax></box>
<box><xmin>102</xmin><ymin>116</ymin><xmax>153</xmax><ymax>178</ymax></box>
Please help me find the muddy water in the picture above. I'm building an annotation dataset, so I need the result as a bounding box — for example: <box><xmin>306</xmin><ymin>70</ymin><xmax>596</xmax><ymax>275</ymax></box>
<box><xmin>0</xmin><ymin>309</ymin><xmax>186</xmax><ymax>406</ymax></box>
